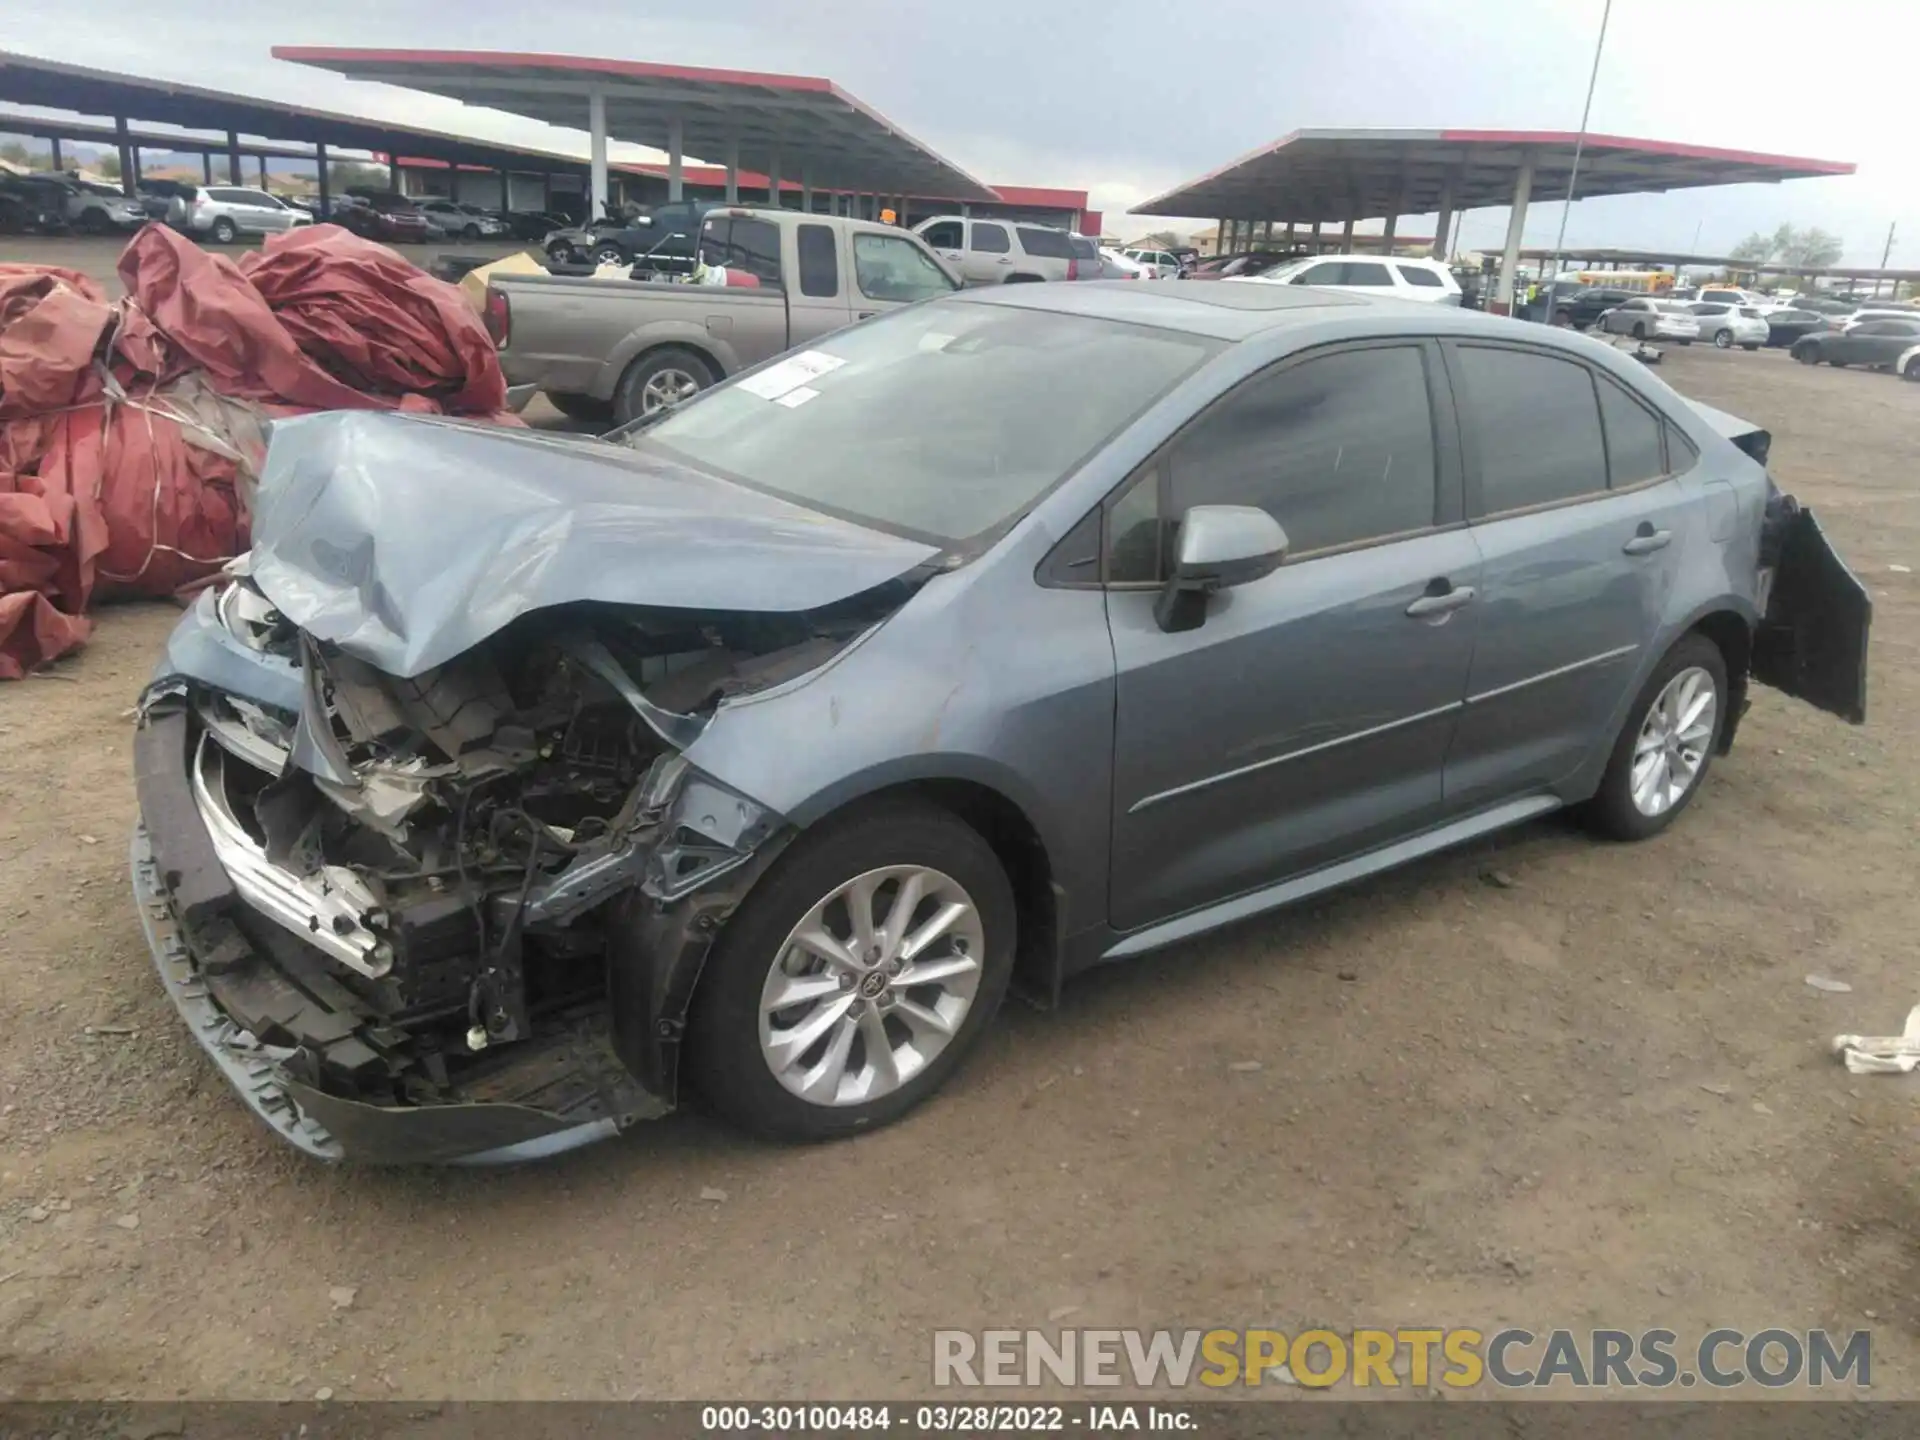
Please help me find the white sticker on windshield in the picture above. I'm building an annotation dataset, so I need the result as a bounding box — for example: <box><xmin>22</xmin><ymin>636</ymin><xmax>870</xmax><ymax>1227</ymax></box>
<box><xmin>918</xmin><ymin>331</ymin><xmax>956</xmax><ymax>353</ymax></box>
<box><xmin>775</xmin><ymin>386</ymin><xmax>820</xmax><ymax>408</ymax></box>
<box><xmin>737</xmin><ymin>349</ymin><xmax>847</xmax><ymax>400</ymax></box>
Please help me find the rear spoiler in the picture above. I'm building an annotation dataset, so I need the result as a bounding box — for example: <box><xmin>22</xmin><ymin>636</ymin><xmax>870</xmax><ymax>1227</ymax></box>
<box><xmin>1683</xmin><ymin>398</ymin><xmax>1772</xmax><ymax>467</ymax></box>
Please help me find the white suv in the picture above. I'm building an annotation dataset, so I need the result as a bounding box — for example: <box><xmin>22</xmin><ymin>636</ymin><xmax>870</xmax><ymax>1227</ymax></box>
<box><xmin>1240</xmin><ymin>253</ymin><xmax>1462</xmax><ymax>304</ymax></box>
<box><xmin>913</xmin><ymin>216</ymin><xmax>1092</xmax><ymax>284</ymax></box>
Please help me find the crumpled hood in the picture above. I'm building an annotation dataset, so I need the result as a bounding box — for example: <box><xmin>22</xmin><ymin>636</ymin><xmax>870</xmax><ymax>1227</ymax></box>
<box><xmin>248</xmin><ymin>411</ymin><xmax>940</xmax><ymax>678</ymax></box>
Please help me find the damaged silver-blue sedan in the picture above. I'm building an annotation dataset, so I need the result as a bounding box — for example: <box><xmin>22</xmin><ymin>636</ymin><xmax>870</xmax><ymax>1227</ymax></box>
<box><xmin>131</xmin><ymin>282</ymin><xmax>1870</xmax><ymax>1162</ymax></box>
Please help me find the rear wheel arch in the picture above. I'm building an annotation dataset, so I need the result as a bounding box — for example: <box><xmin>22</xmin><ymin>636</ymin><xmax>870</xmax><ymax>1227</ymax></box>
<box><xmin>610</xmin><ymin>342</ymin><xmax>721</xmax><ymax>422</ymax></box>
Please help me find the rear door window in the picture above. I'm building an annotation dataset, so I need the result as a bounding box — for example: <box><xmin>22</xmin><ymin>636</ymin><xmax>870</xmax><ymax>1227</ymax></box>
<box><xmin>1291</xmin><ymin>262</ymin><xmax>1347</xmax><ymax>286</ymax></box>
<box><xmin>969</xmin><ymin>222</ymin><xmax>1010</xmax><ymax>254</ymax></box>
<box><xmin>1015</xmin><ymin>227</ymin><xmax>1074</xmax><ymax>259</ymax></box>
<box><xmin>1341</xmin><ymin>262</ymin><xmax>1394</xmax><ymax>286</ymax></box>
<box><xmin>921</xmin><ymin>220</ymin><xmax>963</xmax><ymax>249</ymax></box>
<box><xmin>796</xmin><ymin>223</ymin><xmax>838</xmax><ymax>297</ymax></box>
<box><xmin>1453</xmin><ymin>344</ymin><xmax>1609</xmax><ymax>514</ymax></box>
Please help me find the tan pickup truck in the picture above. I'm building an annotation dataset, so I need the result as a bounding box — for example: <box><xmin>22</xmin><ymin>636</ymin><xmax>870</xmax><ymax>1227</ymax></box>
<box><xmin>489</xmin><ymin>207</ymin><xmax>960</xmax><ymax>424</ymax></box>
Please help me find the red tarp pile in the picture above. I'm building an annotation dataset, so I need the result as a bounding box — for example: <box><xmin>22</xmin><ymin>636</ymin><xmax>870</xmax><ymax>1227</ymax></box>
<box><xmin>0</xmin><ymin>223</ymin><xmax>517</xmax><ymax>679</ymax></box>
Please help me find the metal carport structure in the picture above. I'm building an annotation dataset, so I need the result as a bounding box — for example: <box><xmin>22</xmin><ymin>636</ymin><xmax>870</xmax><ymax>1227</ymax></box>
<box><xmin>273</xmin><ymin>48</ymin><xmax>999</xmax><ymax>223</ymax></box>
<box><xmin>0</xmin><ymin>49</ymin><xmax>600</xmax><ymax>212</ymax></box>
<box><xmin>1131</xmin><ymin>128</ymin><xmax>1855</xmax><ymax>311</ymax></box>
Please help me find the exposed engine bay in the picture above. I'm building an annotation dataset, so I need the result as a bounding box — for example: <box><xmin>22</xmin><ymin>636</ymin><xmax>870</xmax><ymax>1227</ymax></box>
<box><xmin>134</xmin><ymin>572</ymin><xmax>907</xmax><ymax>1158</ymax></box>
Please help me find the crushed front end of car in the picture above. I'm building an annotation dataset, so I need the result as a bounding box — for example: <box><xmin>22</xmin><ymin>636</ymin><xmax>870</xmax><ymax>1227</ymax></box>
<box><xmin>130</xmin><ymin>411</ymin><xmax>934</xmax><ymax>1162</ymax></box>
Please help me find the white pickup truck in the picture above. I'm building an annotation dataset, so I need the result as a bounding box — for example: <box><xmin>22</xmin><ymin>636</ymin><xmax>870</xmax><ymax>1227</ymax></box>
<box><xmin>487</xmin><ymin>208</ymin><xmax>960</xmax><ymax>424</ymax></box>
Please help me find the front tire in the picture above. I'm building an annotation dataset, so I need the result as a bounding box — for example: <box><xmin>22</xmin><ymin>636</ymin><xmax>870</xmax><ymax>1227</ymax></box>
<box><xmin>591</xmin><ymin>243</ymin><xmax>629</xmax><ymax>267</ymax></box>
<box><xmin>685</xmin><ymin>802</ymin><xmax>1016</xmax><ymax>1142</ymax></box>
<box><xmin>1582</xmin><ymin>634</ymin><xmax>1728</xmax><ymax>842</ymax></box>
<box><xmin>1903</xmin><ymin>357</ymin><xmax>1920</xmax><ymax>383</ymax></box>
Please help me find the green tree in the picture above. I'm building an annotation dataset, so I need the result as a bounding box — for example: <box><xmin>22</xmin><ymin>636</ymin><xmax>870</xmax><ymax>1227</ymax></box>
<box><xmin>1729</xmin><ymin>229</ymin><xmax>1779</xmax><ymax>263</ymax></box>
<box><xmin>95</xmin><ymin>151</ymin><xmax>121</xmax><ymax>179</ymax></box>
<box><xmin>1141</xmin><ymin>229</ymin><xmax>1178</xmax><ymax>249</ymax></box>
<box><xmin>1779</xmin><ymin>226</ymin><xmax>1843</xmax><ymax>269</ymax></box>
<box><xmin>327</xmin><ymin>160</ymin><xmax>390</xmax><ymax>193</ymax></box>
<box><xmin>0</xmin><ymin>139</ymin><xmax>28</xmax><ymax>166</ymax></box>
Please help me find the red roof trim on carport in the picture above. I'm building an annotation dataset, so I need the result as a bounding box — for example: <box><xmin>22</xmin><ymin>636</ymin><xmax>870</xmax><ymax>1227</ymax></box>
<box><xmin>1436</xmin><ymin>129</ymin><xmax>1857</xmax><ymax>175</ymax></box>
<box><xmin>271</xmin><ymin>47</ymin><xmax>837</xmax><ymax>95</ymax></box>
<box><xmin>984</xmin><ymin>185</ymin><xmax>1088</xmax><ymax>210</ymax></box>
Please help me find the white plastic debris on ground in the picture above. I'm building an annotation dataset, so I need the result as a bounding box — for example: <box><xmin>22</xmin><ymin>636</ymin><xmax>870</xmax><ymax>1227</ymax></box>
<box><xmin>1832</xmin><ymin>1004</ymin><xmax>1920</xmax><ymax>1074</ymax></box>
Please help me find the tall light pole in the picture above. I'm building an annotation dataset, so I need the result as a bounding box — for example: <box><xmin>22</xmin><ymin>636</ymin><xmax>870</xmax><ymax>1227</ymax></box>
<box><xmin>1543</xmin><ymin>0</ymin><xmax>1614</xmax><ymax>328</ymax></box>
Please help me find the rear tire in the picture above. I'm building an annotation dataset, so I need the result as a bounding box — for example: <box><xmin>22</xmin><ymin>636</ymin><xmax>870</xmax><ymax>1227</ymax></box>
<box><xmin>1713</xmin><ymin>329</ymin><xmax>1734</xmax><ymax>349</ymax></box>
<box><xmin>461</xmin><ymin>223</ymin><xmax>480</xmax><ymax>241</ymax></box>
<box><xmin>613</xmin><ymin>346</ymin><xmax>716</xmax><ymax>424</ymax></box>
<box><xmin>1903</xmin><ymin>357</ymin><xmax>1920</xmax><ymax>382</ymax></box>
<box><xmin>1793</xmin><ymin>344</ymin><xmax>1819</xmax><ymax>364</ymax></box>
<box><xmin>684</xmin><ymin>802</ymin><xmax>1016</xmax><ymax>1142</ymax></box>
<box><xmin>591</xmin><ymin>243</ymin><xmax>629</xmax><ymax>267</ymax></box>
<box><xmin>1631</xmin><ymin>322</ymin><xmax>1648</xmax><ymax>340</ymax></box>
<box><xmin>210</xmin><ymin>217</ymin><xmax>237</xmax><ymax>245</ymax></box>
<box><xmin>1581</xmin><ymin>634</ymin><xmax>1728</xmax><ymax>842</ymax></box>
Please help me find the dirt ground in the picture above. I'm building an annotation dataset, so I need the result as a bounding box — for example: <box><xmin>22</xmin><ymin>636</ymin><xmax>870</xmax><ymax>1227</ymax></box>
<box><xmin>2</xmin><ymin>240</ymin><xmax>1919</xmax><ymax>1401</ymax></box>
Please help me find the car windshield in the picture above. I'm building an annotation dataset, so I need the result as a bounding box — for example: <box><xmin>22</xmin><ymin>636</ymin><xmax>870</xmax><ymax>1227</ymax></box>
<box><xmin>630</xmin><ymin>300</ymin><xmax>1220</xmax><ymax>546</ymax></box>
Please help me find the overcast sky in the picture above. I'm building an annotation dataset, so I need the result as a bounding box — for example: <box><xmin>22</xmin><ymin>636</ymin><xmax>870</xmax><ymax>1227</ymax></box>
<box><xmin>4</xmin><ymin>0</ymin><xmax>1914</xmax><ymax>261</ymax></box>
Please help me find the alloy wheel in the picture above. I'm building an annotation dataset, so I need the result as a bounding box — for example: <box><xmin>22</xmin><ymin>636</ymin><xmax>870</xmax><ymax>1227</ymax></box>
<box><xmin>1713</xmin><ymin>329</ymin><xmax>1734</xmax><ymax>349</ymax></box>
<box><xmin>639</xmin><ymin>368</ymin><xmax>701</xmax><ymax>414</ymax></box>
<box><xmin>758</xmin><ymin>865</ymin><xmax>985</xmax><ymax>1107</ymax></box>
<box><xmin>1630</xmin><ymin>666</ymin><xmax>1718</xmax><ymax>818</ymax></box>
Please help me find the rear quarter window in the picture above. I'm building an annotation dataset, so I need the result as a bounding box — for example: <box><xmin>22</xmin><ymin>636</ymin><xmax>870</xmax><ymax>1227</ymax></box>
<box><xmin>1396</xmin><ymin>265</ymin><xmax>1445</xmax><ymax>288</ymax></box>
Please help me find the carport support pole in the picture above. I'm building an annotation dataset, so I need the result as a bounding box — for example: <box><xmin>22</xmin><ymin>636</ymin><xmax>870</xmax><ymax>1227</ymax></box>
<box><xmin>1382</xmin><ymin>212</ymin><xmax>1398</xmax><ymax>249</ymax></box>
<box><xmin>1432</xmin><ymin>174</ymin><xmax>1456</xmax><ymax>260</ymax></box>
<box><xmin>589</xmin><ymin>89</ymin><xmax>610</xmax><ymax>218</ymax></box>
<box><xmin>315</xmin><ymin>142</ymin><xmax>329</xmax><ymax>213</ymax></box>
<box><xmin>1495</xmin><ymin>152</ymin><xmax>1534</xmax><ymax>314</ymax></box>
<box><xmin>50</xmin><ymin>137</ymin><xmax>62</xmax><ymax>171</ymax></box>
<box><xmin>114</xmin><ymin>115</ymin><xmax>135</xmax><ymax>197</ymax></box>
<box><xmin>227</xmin><ymin>131</ymin><xmax>242</xmax><ymax>185</ymax></box>
<box><xmin>498</xmin><ymin>168</ymin><xmax>509</xmax><ymax>211</ymax></box>
<box><xmin>258</xmin><ymin>155</ymin><xmax>268</xmax><ymax>188</ymax></box>
<box><xmin>801</xmin><ymin>165</ymin><xmax>813</xmax><ymax>213</ymax></box>
<box><xmin>723</xmin><ymin>139</ymin><xmax>739</xmax><ymax>203</ymax></box>
<box><xmin>202</xmin><ymin>152</ymin><xmax>213</xmax><ymax>184</ymax></box>
<box><xmin>665</xmin><ymin>113</ymin><xmax>683</xmax><ymax>204</ymax></box>
<box><xmin>768</xmin><ymin>154</ymin><xmax>782</xmax><ymax>209</ymax></box>
<box><xmin>1310</xmin><ymin>220</ymin><xmax>1321</xmax><ymax>252</ymax></box>
<box><xmin>1342</xmin><ymin>218</ymin><xmax>1355</xmax><ymax>248</ymax></box>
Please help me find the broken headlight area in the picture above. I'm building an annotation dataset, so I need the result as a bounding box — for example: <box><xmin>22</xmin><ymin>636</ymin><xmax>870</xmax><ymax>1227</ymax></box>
<box><xmin>133</xmin><ymin>577</ymin><xmax>897</xmax><ymax>1157</ymax></box>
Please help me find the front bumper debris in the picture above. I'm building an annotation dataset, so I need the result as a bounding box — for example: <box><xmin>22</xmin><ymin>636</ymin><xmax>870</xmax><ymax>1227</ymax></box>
<box><xmin>130</xmin><ymin>703</ymin><xmax>675</xmax><ymax>1163</ymax></box>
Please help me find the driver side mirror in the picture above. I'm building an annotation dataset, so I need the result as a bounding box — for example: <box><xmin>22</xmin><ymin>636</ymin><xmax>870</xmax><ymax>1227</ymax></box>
<box><xmin>1154</xmin><ymin>505</ymin><xmax>1288</xmax><ymax>633</ymax></box>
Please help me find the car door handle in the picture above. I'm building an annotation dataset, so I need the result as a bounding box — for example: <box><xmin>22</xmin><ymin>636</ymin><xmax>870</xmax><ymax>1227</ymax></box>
<box><xmin>1405</xmin><ymin>584</ymin><xmax>1475</xmax><ymax>618</ymax></box>
<box><xmin>1623</xmin><ymin>526</ymin><xmax>1672</xmax><ymax>556</ymax></box>
<box><xmin>995</xmin><ymin>256</ymin><xmax>1013</xmax><ymax>264</ymax></box>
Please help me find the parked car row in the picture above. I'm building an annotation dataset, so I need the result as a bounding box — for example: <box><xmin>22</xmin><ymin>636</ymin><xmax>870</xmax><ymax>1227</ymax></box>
<box><xmin>0</xmin><ymin>172</ymin><xmax>146</xmax><ymax>235</ymax></box>
<box><xmin>1791</xmin><ymin>315</ymin><xmax>1920</xmax><ymax>378</ymax></box>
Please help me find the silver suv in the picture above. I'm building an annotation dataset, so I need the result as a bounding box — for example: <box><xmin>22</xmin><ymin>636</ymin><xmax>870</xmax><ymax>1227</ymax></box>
<box><xmin>914</xmin><ymin>215</ymin><xmax>1095</xmax><ymax>284</ymax></box>
<box><xmin>170</xmin><ymin>185</ymin><xmax>312</xmax><ymax>244</ymax></box>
